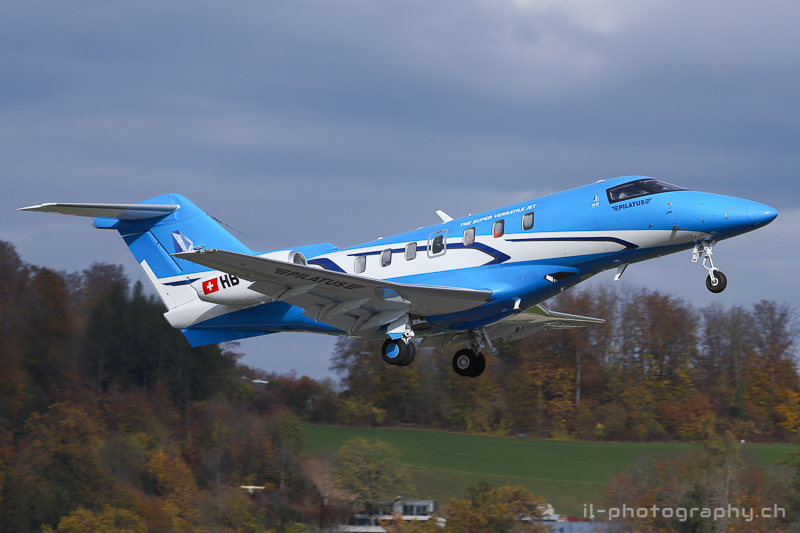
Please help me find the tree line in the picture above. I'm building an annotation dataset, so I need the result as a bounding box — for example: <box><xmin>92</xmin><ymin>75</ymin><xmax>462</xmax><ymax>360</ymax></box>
<box><xmin>326</xmin><ymin>285</ymin><xmax>798</xmax><ymax>442</ymax></box>
<box><xmin>1</xmin><ymin>237</ymin><xmax>798</xmax><ymax>531</ymax></box>
<box><xmin>0</xmin><ymin>238</ymin><xmax>558</xmax><ymax>531</ymax></box>
<box><xmin>0</xmin><ymin>241</ymin><xmax>324</xmax><ymax>532</ymax></box>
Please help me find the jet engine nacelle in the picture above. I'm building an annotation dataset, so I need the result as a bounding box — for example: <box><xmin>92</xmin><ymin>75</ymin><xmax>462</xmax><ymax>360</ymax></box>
<box><xmin>258</xmin><ymin>249</ymin><xmax>307</xmax><ymax>265</ymax></box>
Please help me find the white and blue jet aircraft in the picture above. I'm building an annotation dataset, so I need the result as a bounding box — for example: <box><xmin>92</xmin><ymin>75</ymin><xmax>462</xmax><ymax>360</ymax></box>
<box><xmin>20</xmin><ymin>176</ymin><xmax>777</xmax><ymax>377</ymax></box>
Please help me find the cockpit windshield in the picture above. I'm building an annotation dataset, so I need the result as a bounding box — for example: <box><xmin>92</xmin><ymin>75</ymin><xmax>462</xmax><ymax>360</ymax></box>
<box><xmin>606</xmin><ymin>179</ymin><xmax>688</xmax><ymax>204</ymax></box>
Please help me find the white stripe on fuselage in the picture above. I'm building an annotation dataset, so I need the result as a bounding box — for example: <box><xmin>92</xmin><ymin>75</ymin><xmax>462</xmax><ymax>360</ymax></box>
<box><xmin>154</xmin><ymin>228</ymin><xmax>708</xmax><ymax>329</ymax></box>
<box><xmin>320</xmin><ymin>230</ymin><xmax>709</xmax><ymax>280</ymax></box>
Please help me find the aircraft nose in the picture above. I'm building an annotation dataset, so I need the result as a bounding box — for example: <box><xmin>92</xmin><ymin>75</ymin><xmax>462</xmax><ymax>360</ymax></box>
<box><xmin>747</xmin><ymin>201</ymin><xmax>778</xmax><ymax>226</ymax></box>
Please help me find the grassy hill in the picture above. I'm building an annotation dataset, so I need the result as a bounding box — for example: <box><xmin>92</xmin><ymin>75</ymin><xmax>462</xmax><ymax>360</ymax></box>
<box><xmin>305</xmin><ymin>424</ymin><xmax>796</xmax><ymax>517</ymax></box>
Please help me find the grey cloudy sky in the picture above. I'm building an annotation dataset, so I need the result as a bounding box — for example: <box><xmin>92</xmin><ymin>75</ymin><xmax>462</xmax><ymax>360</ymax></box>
<box><xmin>2</xmin><ymin>0</ymin><xmax>799</xmax><ymax>379</ymax></box>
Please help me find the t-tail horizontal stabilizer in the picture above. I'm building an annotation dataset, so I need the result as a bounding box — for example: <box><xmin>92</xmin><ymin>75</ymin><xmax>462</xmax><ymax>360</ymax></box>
<box><xmin>17</xmin><ymin>202</ymin><xmax>179</xmax><ymax>220</ymax></box>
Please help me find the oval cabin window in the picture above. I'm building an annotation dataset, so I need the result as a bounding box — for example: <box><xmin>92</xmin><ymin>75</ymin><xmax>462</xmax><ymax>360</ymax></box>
<box><xmin>381</xmin><ymin>248</ymin><xmax>392</xmax><ymax>267</ymax></box>
<box><xmin>522</xmin><ymin>212</ymin><xmax>534</xmax><ymax>231</ymax></box>
<box><xmin>354</xmin><ymin>255</ymin><xmax>366</xmax><ymax>274</ymax></box>
<box><xmin>463</xmin><ymin>227</ymin><xmax>475</xmax><ymax>246</ymax></box>
<box><xmin>405</xmin><ymin>242</ymin><xmax>417</xmax><ymax>260</ymax></box>
<box><xmin>493</xmin><ymin>219</ymin><xmax>505</xmax><ymax>238</ymax></box>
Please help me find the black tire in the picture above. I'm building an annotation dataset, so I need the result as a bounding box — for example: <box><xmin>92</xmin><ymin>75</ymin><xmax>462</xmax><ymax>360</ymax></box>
<box><xmin>469</xmin><ymin>353</ymin><xmax>486</xmax><ymax>378</ymax></box>
<box><xmin>452</xmin><ymin>349</ymin><xmax>477</xmax><ymax>377</ymax></box>
<box><xmin>382</xmin><ymin>339</ymin><xmax>409</xmax><ymax>365</ymax></box>
<box><xmin>706</xmin><ymin>270</ymin><xmax>728</xmax><ymax>293</ymax></box>
<box><xmin>397</xmin><ymin>341</ymin><xmax>416</xmax><ymax>367</ymax></box>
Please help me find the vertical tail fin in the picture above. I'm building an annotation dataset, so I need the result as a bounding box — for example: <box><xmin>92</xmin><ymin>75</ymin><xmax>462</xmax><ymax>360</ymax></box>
<box><xmin>90</xmin><ymin>194</ymin><xmax>252</xmax><ymax>310</ymax></box>
<box><xmin>19</xmin><ymin>193</ymin><xmax>253</xmax><ymax>310</ymax></box>
<box><xmin>19</xmin><ymin>195</ymin><xmax>261</xmax><ymax>343</ymax></box>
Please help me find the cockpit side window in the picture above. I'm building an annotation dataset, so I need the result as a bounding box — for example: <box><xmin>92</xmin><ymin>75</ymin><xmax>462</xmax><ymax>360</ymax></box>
<box><xmin>645</xmin><ymin>179</ymin><xmax>688</xmax><ymax>194</ymax></box>
<box><xmin>606</xmin><ymin>179</ymin><xmax>688</xmax><ymax>204</ymax></box>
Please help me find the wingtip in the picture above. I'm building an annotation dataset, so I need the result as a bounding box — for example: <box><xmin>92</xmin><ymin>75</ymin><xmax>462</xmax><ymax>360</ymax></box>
<box><xmin>17</xmin><ymin>204</ymin><xmax>44</xmax><ymax>212</ymax></box>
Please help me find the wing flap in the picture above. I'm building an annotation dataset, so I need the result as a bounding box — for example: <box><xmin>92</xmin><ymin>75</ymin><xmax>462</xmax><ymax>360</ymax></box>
<box><xmin>487</xmin><ymin>304</ymin><xmax>604</xmax><ymax>342</ymax></box>
<box><xmin>418</xmin><ymin>304</ymin><xmax>604</xmax><ymax>348</ymax></box>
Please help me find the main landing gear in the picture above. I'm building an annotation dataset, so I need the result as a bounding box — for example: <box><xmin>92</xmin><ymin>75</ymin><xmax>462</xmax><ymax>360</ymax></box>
<box><xmin>381</xmin><ymin>338</ymin><xmax>416</xmax><ymax>367</ymax></box>
<box><xmin>381</xmin><ymin>314</ymin><xmax>417</xmax><ymax>367</ymax></box>
<box><xmin>381</xmin><ymin>323</ymin><xmax>495</xmax><ymax>378</ymax></box>
<box><xmin>693</xmin><ymin>240</ymin><xmax>727</xmax><ymax>294</ymax></box>
<box><xmin>451</xmin><ymin>328</ymin><xmax>496</xmax><ymax>378</ymax></box>
<box><xmin>452</xmin><ymin>349</ymin><xmax>486</xmax><ymax>378</ymax></box>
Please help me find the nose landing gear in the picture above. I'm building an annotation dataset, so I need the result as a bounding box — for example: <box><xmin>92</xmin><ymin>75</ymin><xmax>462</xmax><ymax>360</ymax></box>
<box><xmin>692</xmin><ymin>240</ymin><xmax>727</xmax><ymax>293</ymax></box>
<box><xmin>705</xmin><ymin>270</ymin><xmax>727</xmax><ymax>293</ymax></box>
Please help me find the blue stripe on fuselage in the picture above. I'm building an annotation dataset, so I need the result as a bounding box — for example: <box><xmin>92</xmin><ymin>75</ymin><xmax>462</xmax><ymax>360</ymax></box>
<box><xmin>192</xmin><ymin>176</ymin><xmax>772</xmax><ymax>337</ymax></box>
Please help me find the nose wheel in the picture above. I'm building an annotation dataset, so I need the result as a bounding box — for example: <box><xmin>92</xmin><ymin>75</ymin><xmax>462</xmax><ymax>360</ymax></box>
<box><xmin>706</xmin><ymin>271</ymin><xmax>727</xmax><ymax>293</ymax></box>
<box><xmin>692</xmin><ymin>240</ymin><xmax>727</xmax><ymax>293</ymax></box>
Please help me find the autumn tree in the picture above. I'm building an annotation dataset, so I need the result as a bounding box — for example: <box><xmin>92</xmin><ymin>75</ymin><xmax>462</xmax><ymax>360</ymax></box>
<box><xmin>268</xmin><ymin>409</ymin><xmax>307</xmax><ymax>493</ymax></box>
<box><xmin>41</xmin><ymin>506</ymin><xmax>146</xmax><ymax>533</ymax></box>
<box><xmin>605</xmin><ymin>418</ymin><xmax>784</xmax><ymax>532</ymax></box>
<box><xmin>333</xmin><ymin>437</ymin><xmax>412</xmax><ymax>525</ymax></box>
<box><xmin>445</xmin><ymin>480</ymin><xmax>547</xmax><ymax>533</ymax></box>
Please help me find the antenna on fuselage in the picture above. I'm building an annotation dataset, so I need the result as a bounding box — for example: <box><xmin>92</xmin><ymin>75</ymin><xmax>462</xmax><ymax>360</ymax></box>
<box><xmin>435</xmin><ymin>210</ymin><xmax>453</xmax><ymax>223</ymax></box>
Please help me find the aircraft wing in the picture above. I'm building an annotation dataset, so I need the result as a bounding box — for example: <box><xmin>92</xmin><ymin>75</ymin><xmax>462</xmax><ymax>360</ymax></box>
<box><xmin>173</xmin><ymin>249</ymin><xmax>492</xmax><ymax>337</ymax></box>
<box><xmin>417</xmin><ymin>304</ymin><xmax>605</xmax><ymax>348</ymax></box>
<box><xmin>486</xmin><ymin>304</ymin><xmax>605</xmax><ymax>341</ymax></box>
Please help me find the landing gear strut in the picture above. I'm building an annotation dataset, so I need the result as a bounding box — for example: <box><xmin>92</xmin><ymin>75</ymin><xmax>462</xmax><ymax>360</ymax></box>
<box><xmin>451</xmin><ymin>328</ymin><xmax>495</xmax><ymax>378</ymax></box>
<box><xmin>692</xmin><ymin>240</ymin><xmax>727</xmax><ymax>293</ymax></box>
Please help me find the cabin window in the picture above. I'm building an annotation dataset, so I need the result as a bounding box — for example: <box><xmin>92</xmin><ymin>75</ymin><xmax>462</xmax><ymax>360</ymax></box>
<box><xmin>405</xmin><ymin>242</ymin><xmax>417</xmax><ymax>261</ymax></box>
<box><xmin>427</xmin><ymin>230</ymin><xmax>447</xmax><ymax>258</ymax></box>
<box><xmin>380</xmin><ymin>248</ymin><xmax>392</xmax><ymax>267</ymax></box>
<box><xmin>493</xmin><ymin>219</ymin><xmax>505</xmax><ymax>238</ymax></box>
<box><xmin>354</xmin><ymin>255</ymin><xmax>366</xmax><ymax>274</ymax></box>
<box><xmin>463</xmin><ymin>227</ymin><xmax>475</xmax><ymax>246</ymax></box>
<box><xmin>522</xmin><ymin>212</ymin><xmax>534</xmax><ymax>231</ymax></box>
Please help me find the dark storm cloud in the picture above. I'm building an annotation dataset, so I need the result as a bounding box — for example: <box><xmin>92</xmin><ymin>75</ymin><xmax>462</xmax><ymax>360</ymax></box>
<box><xmin>2</xmin><ymin>0</ymin><xmax>798</xmax><ymax>378</ymax></box>
<box><xmin>4</xmin><ymin>1</ymin><xmax>799</xmax><ymax>196</ymax></box>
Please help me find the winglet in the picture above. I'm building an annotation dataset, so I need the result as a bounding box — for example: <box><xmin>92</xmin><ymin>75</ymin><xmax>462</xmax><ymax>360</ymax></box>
<box><xmin>435</xmin><ymin>210</ymin><xmax>453</xmax><ymax>223</ymax></box>
<box><xmin>529</xmin><ymin>303</ymin><xmax>605</xmax><ymax>324</ymax></box>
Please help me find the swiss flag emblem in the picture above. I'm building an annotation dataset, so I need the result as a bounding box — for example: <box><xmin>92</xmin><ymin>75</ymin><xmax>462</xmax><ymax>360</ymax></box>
<box><xmin>202</xmin><ymin>278</ymin><xmax>219</xmax><ymax>295</ymax></box>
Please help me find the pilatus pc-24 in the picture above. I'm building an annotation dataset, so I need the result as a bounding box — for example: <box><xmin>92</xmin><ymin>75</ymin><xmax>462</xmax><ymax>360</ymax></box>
<box><xmin>20</xmin><ymin>177</ymin><xmax>777</xmax><ymax>377</ymax></box>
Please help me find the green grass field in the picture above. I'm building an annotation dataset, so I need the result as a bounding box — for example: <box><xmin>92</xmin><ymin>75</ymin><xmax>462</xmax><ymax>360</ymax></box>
<box><xmin>304</xmin><ymin>424</ymin><xmax>797</xmax><ymax>517</ymax></box>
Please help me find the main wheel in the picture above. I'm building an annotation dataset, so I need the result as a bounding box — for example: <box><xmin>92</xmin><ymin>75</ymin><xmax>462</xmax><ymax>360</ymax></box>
<box><xmin>382</xmin><ymin>339</ymin><xmax>409</xmax><ymax>365</ymax></box>
<box><xmin>706</xmin><ymin>270</ymin><xmax>728</xmax><ymax>293</ymax></box>
<box><xmin>397</xmin><ymin>341</ymin><xmax>416</xmax><ymax>367</ymax></box>
<box><xmin>452</xmin><ymin>349</ymin><xmax>480</xmax><ymax>377</ymax></box>
<box><xmin>470</xmin><ymin>353</ymin><xmax>486</xmax><ymax>378</ymax></box>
